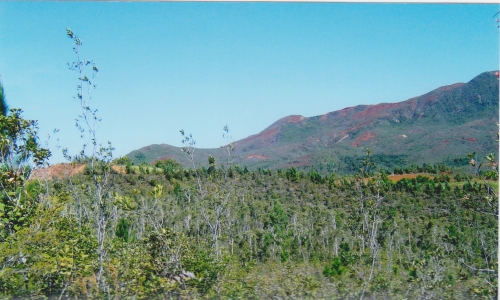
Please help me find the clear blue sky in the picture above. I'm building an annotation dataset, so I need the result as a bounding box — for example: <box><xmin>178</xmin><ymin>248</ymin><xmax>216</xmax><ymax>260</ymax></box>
<box><xmin>0</xmin><ymin>3</ymin><xmax>498</xmax><ymax>163</ymax></box>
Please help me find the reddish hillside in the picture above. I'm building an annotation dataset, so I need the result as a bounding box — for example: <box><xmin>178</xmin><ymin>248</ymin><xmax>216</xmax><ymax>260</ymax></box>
<box><xmin>126</xmin><ymin>71</ymin><xmax>499</xmax><ymax>173</ymax></box>
<box><xmin>351</xmin><ymin>131</ymin><xmax>376</xmax><ymax>147</ymax></box>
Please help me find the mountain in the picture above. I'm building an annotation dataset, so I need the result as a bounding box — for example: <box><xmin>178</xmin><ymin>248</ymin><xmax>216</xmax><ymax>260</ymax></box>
<box><xmin>127</xmin><ymin>71</ymin><xmax>499</xmax><ymax>173</ymax></box>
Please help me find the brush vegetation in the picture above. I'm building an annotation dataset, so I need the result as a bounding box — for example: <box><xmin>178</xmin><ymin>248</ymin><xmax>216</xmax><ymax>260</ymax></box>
<box><xmin>0</xmin><ymin>29</ymin><xmax>497</xmax><ymax>299</ymax></box>
<box><xmin>0</xmin><ymin>152</ymin><xmax>498</xmax><ymax>299</ymax></box>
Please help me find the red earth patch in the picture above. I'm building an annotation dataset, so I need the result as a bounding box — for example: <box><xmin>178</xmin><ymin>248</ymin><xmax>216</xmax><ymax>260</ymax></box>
<box><xmin>31</xmin><ymin>164</ymin><xmax>127</xmax><ymax>180</ymax></box>
<box><xmin>245</xmin><ymin>128</ymin><xmax>279</xmax><ymax>143</ymax></box>
<box><xmin>463</xmin><ymin>137</ymin><xmax>478</xmax><ymax>143</ymax></box>
<box><xmin>339</xmin><ymin>119</ymin><xmax>375</xmax><ymax>136</ymax></box>
<box><xmin>31</xmin><ymin>163</ymin><xmax>86</xmax><ymax>180</ymax></box>
<box><xmin>353</xmin><ymin>103</ymin><xmax>398</xmax><ymax>120</ymax></box>
<box><xmin>238</xmin><ymin>127</ymin><xmax>280</xmax><ymax>146</ymax></box>
<box><xmin>351</xmin><ymin>131</ymin><xmax>376</xmax><ymax>147</ymax></box>
<box><xmin>260</xmin><ymin>128</ymin><xmax>280</xmax><ymax>140</ymax></box>
<box><xmin>284</xmin><ymin>115</ymin><xmax>304</xmax><ymax>123</ymax></box>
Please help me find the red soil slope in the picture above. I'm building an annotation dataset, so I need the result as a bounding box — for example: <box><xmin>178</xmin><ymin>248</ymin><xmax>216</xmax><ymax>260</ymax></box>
<box><xmin>31</xmin><ymin>163</ymin><xmax>86</xmax><ymax>180</ymax></box>
<box><xmin>351</xmin><ymin>131</ymin><xmax>376</xmax><ymax>147</ymax></box>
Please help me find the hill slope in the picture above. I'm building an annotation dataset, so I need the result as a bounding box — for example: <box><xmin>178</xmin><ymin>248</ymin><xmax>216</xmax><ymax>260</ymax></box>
<box><xmin>127</xmin><ymin>71</ymin><xmax>499</xmax><ymax>173</ymax></box>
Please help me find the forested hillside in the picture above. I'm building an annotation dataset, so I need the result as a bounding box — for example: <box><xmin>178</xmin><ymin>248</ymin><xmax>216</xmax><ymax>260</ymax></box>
<box><xmin>128</xmin><ymin>71</ymin><xmax>499</xmax><ymax>174</ymax></box>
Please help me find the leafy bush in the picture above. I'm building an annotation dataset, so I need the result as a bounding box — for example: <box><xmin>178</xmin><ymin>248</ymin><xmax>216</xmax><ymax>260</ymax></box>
<box><xmin>323</xmin><ymin>257</ymin><xmax>347</xmax><ymax>277</ymax></box>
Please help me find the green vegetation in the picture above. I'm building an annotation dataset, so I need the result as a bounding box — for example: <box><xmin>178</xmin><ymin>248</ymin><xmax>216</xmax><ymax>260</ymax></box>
<box><xmin>127</xmin><ymin>71</ymin><xmax>499</xmax><ymax>174</ymax></box>
<box><xmin>1</xmin><ymin>154</ymin><xmax>497</xmax><ymax>298</ymax></box>
<box><xmin>0</xmin><ymin>30</ymin><xmax>497</xmax><ymax>299</ymax></box>
<box><xmin>0</xmin><ymin>79</ymin><xmax>7</xmax><ymax>116</ymax></box>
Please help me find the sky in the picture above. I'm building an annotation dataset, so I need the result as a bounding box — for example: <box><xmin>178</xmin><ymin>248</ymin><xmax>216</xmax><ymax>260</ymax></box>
<box><xmin>0</xmin><ymin>3</ymin><xmax>498</xmax><ymax>163</ymax></box>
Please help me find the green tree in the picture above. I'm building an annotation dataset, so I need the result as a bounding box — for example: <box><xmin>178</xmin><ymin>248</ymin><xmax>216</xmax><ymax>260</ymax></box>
<box><xmin>286</xmin><ymin>166</ymin><xmax>299</xmax><ymax>182</ymax></box>
<box><xmin>0</xmin><ymin>108</ymin><xmax>51</xmax><ymax>239</ymax></box>
<box><xmin>0</xmin><ymin>198</ymin><xmax>97</xmax><ymax>298</ymax></box>
<box><xmin>323</xmin><ymin>257</ymin><xmax>347</xmax><ymax>278</ymax></box>
<box><xmin>0</xmin><ymin>79</ymin><xmax>8</xmax><ymax>116</ymax></box>
<box><xmin>155</xmin><ymin>158</ymin><xmax>182</xmax><ymax>177</ymax></box>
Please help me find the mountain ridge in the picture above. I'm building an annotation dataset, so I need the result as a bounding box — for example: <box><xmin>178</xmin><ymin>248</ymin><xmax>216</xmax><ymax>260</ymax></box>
<box><xmin>127</xmin><ymin>71</ymin><xmax>499</xmax><ymax>173</ymax></box>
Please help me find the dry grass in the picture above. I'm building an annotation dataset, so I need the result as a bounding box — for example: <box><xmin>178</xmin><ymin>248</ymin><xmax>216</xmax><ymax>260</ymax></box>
<box><xmin>387</xmin><ymin>173</ymin><xmax>433</xmax><ymax>182</ymax></box>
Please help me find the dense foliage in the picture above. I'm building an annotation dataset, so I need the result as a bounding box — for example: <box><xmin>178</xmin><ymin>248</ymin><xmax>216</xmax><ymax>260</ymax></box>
<box><xmin>0</xmin><ymin>155</ymin><xmax>497</xmax><ymax>299</ymax></box>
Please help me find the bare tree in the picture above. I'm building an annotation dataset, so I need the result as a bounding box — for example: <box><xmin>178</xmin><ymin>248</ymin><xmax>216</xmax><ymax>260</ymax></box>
<box><xmin>65</xmin><ymin>28</ymin><xmax>117</xmax><ymax>292</ymax></box>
